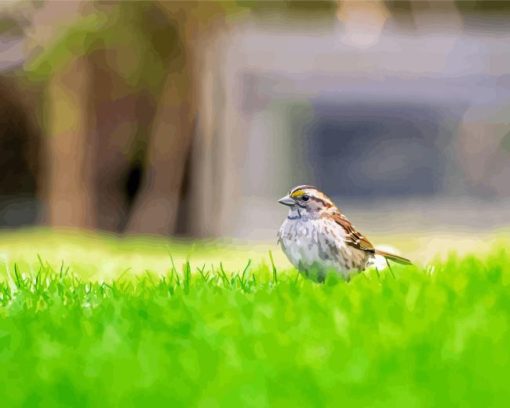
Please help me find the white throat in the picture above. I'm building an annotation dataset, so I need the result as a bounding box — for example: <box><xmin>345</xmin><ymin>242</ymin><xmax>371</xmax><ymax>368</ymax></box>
<box><xmin>287</xmin><ymin>205</ymin><xmax>318</xmax><ymax>221</ymax></box>
<box><xmin>287</xmin><ymin>206</ymin><xmax>302</xmax><ymax>220</ymax></box>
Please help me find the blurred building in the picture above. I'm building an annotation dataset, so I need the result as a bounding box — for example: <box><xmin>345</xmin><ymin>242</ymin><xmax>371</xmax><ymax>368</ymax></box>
<box><xmin>0</xmin><ymin>1</ymin><xmax>509</xmax><ymax>239</ymax></box>
<box><xmin>192</xmin><ymin>2</ymin><xmax>510</xmax><ymax>239</ymax></box>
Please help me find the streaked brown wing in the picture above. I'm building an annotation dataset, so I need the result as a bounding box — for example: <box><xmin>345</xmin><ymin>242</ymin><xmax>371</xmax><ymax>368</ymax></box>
<box><xmin>331</xmin><ymin>211</ymin><xmax>375</xmax><ymax>253</ymax></box>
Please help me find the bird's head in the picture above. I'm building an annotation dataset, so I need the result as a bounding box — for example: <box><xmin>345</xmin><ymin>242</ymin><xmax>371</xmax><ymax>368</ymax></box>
<box><xmin>278</xmin><ymin>185</ymin><xmax>335</xmax><ymax>219</ymax></box>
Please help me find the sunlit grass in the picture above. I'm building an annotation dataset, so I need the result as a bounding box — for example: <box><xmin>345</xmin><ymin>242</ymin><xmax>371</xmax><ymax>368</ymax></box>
<box><xmin>0</xmin><ymin>230</ymin><xmax>508</xmax><ymax>406</ymax></box>
<box><xmin>0</xmin><ymin>228</ymin><xmax>289</xmax><ymax>280</ymax></box>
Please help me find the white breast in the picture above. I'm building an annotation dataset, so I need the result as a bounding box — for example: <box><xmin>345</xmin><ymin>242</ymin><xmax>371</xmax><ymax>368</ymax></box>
<box><xmin>278</xmin><ymin>217</ymin><xmax>350</xmax><ymax>275</ymax></box>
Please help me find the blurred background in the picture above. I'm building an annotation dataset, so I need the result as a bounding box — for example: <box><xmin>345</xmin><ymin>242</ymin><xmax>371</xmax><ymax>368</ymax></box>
<box><xmin>0</xmin><ymin>0</ymin><xmax>509</xmax><ymax>249</ymax></box>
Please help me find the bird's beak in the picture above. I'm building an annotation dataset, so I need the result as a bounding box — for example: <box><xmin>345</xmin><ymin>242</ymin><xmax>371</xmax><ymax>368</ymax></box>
<box><xmin>278</xmin><ymin>195</ymin><xmax>296</xmax><ymax>207</ymax></box>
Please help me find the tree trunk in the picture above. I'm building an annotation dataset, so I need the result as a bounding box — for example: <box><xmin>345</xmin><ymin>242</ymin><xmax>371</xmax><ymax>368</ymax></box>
<box><xmin>125</xmin><ymin>61</ymin><xmax>196</xmax><ymax>235</ymax></box>
<box><xmin>125</xmin><ymin>10</ymin><xmax>197</xmax><ymax>235</ymax></box>
<box><xmin>46</xmin><ymin>56</ymin><xmax>96</xmax><ymax>228</ymax></box>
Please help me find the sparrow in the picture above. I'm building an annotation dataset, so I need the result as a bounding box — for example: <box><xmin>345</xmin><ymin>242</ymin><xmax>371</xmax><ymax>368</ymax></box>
<box><xmin>277</xmin><ymin>185</ymin><xmax>412</xmax><ymax>281</ymax></box>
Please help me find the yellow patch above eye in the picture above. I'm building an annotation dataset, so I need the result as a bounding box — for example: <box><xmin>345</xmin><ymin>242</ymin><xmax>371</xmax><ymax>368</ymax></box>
<box><xmin>290</xmin><ymin>190</ymin><xmax>305</xmax><ymax>198</ymax></box>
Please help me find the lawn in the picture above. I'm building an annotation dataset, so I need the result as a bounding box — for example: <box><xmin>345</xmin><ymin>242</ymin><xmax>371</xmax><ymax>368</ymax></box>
<box><xmin>0</xmin><ymin>230</ymin><xmax>508</xmax><ymax>406</ymax></box>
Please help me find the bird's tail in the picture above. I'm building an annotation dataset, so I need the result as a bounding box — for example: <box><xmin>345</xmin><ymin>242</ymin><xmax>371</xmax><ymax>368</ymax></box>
<box><xmin>374</xmin><ymin>249</ymin><xmax>412</xmax><ymax>266</ymax></box>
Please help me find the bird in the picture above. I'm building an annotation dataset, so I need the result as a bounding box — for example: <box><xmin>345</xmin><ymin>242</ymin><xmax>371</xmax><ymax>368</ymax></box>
<box><xmin>277</xmin><ymin>185</ymin><xmax>412</xmax><ymax>281</ymax></box>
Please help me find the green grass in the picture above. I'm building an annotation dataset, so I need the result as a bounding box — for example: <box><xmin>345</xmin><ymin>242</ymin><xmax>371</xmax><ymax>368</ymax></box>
<box><xmin>0</xmin><ymin>231</ymin><xmax>509</xmax><ymax>406</ymax></box>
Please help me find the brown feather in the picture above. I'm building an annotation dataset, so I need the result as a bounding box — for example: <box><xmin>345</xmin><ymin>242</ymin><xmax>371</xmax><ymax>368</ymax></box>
<box><xmin>330</xmin><ymin>210</ymin><xmax>412</xmax><ymax>265</ymax></box>
<box><xmin>374</xmin><ymin>249</ymin><xmax>413</xmax><ymax>265</ymax></box>
<box><xmin>330</xmin><ymin>211</ymin><xmax>375</xmax><ymax>254</ymax></box>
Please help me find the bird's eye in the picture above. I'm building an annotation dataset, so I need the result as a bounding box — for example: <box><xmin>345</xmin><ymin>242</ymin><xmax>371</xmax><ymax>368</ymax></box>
<box><xmin>302</xmin><ymin>194</ymin><xmax>310</xmax><ymax>201</ymax></box>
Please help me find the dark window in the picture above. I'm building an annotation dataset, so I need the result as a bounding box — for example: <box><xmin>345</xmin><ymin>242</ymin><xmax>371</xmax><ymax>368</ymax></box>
<box><xmin>307</xmin><ymin>102</ymin><xmax>459</xmax><ymax>198</ymax></box>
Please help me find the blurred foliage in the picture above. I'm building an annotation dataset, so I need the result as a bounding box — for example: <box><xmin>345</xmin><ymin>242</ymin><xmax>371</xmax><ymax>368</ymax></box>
<box><xmin>500</xmin><ymin>131</ymin><xmax>510</xmax><ymax>153</ymax></box>
<box><xmin>23</xmin><ymin>0</ymin><xmax>340</xmax><ymax>85</ymax></box>
<box><xmin>25</xmin><ymin>11</ymin><xmax>108</xmax><ymax>83</ymax></box>
<box><xmin>237</xmin><ymin>0</ymin><xmax>336</xmax><ymax>18</ymax></box>
<box><xmin>0</xmin><ymin>16</ymin><xmax>23</xmax><ymax>36</ymax></box>
<box><xmin>25</xmin><ymin>2</ymin><xmax>180</xmax><ymax>95</ymax></box>
<box><xmin>455</xmin><ymin>0</ymin><xmax>510</xmax><ymax>14</ymax></box>
<box><xmin>22</xmin><ymin>0</ymin><xmax>510</xmax><ymax>85</ymax></box>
